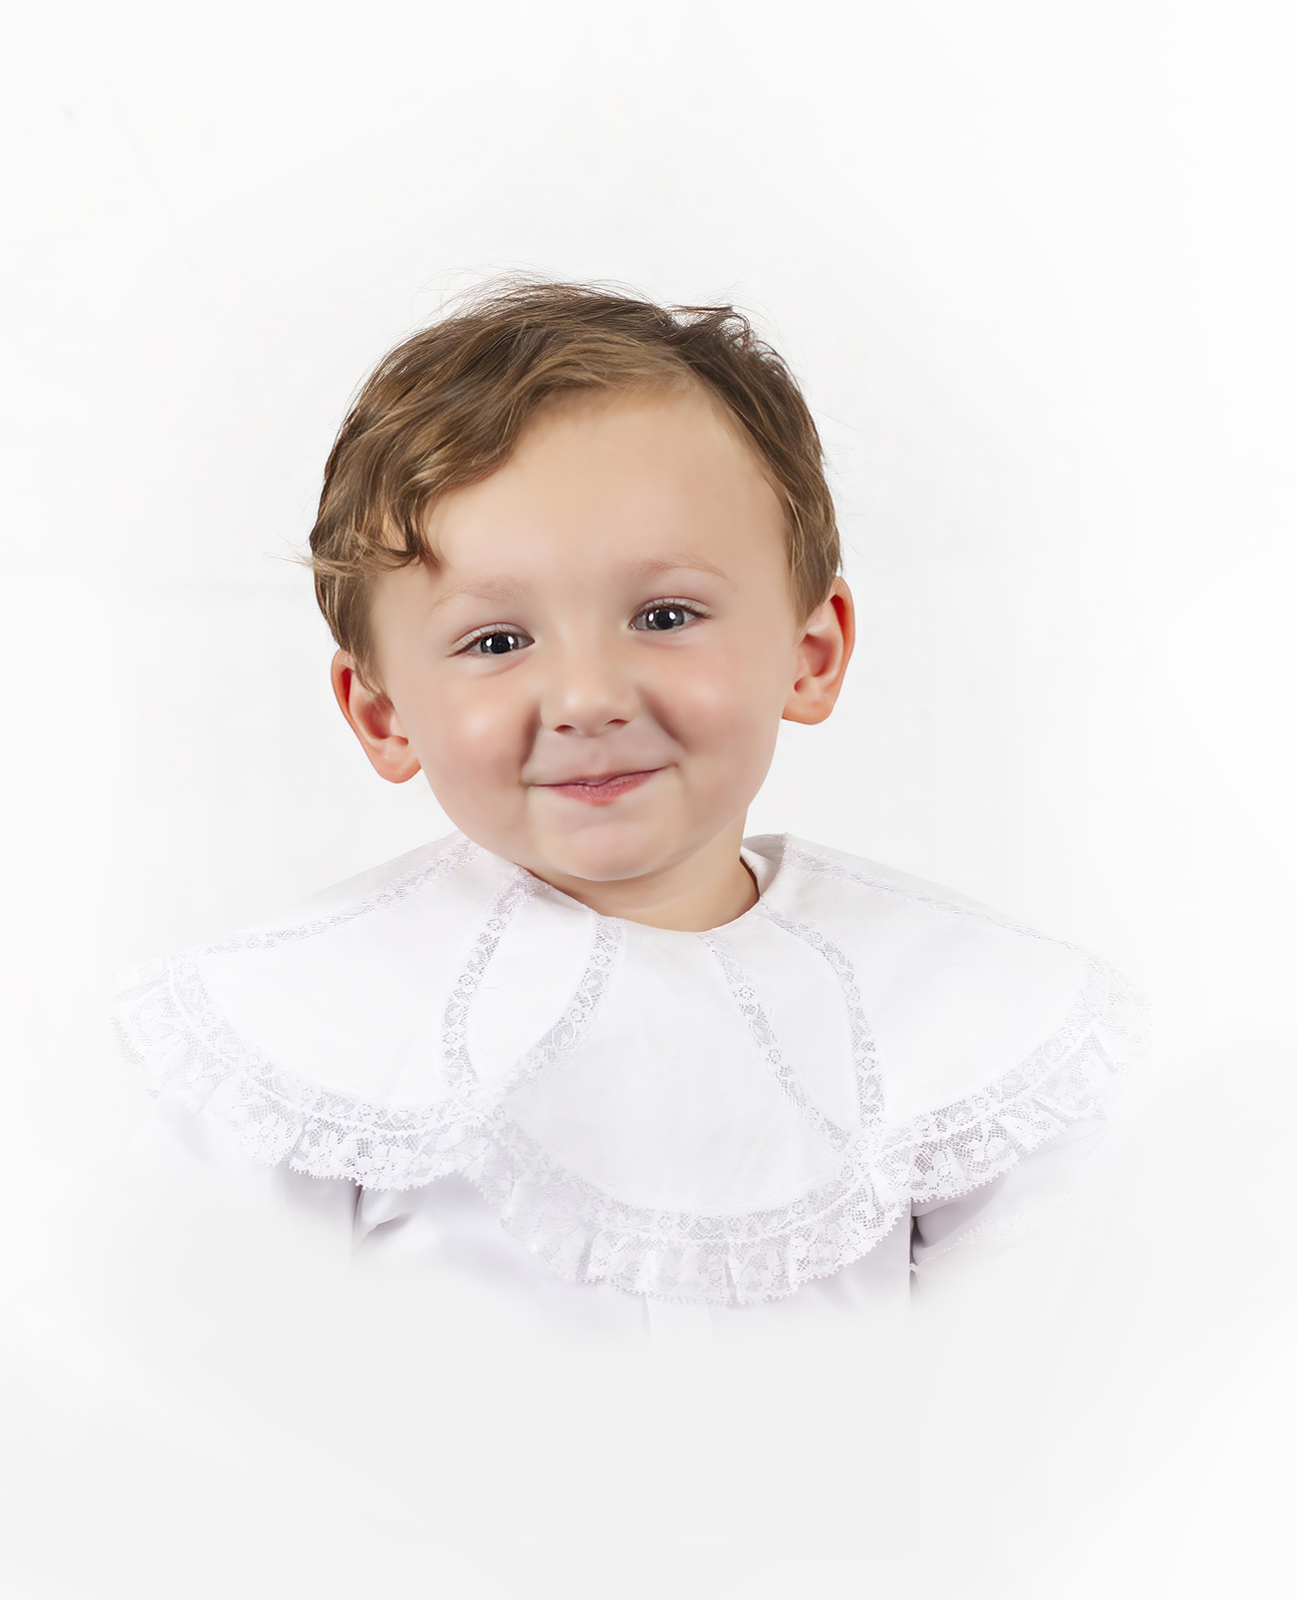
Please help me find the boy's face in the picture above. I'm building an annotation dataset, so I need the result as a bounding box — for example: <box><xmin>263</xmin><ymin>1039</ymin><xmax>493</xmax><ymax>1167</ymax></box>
<box><xmin>337</xmin><ymin>386</ymin><xmax>852</xmax><ymax>902</ymax></box>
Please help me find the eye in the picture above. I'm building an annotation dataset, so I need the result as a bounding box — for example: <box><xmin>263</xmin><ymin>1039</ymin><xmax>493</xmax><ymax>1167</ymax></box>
<box><xmin>462</xmin><ymin>629</ymin><xmax>532</xmax><ymax>656</ymax></box>
<box><xmin>632</xmin><ymin>603</ymin><xmax>702</xmax><ymax>633</ymax></box>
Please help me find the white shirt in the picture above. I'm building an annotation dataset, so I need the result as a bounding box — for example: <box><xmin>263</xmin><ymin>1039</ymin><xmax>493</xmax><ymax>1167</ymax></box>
<box><xmin>112</xmin><ymin>831</ymin><xmax>1144</xmax><ymax>1338</ymax></box>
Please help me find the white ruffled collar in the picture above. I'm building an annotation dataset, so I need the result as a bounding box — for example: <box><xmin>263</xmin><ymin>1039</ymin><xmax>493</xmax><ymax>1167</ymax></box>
<box><xmin>113</xmin><ymin>832</ymin><xmax>1145</xmax><ymax>1306</ymax></box>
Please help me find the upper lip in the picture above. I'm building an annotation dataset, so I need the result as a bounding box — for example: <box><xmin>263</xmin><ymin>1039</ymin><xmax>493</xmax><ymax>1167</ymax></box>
<box><xmin>535</xmin><ymin>767</ymin><xmax>661</xmax><ymax>786</ymax></box>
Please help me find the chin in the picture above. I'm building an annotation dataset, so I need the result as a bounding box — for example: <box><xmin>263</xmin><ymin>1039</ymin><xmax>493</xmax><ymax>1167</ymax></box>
<box><xmin>540</xmin><ymin>826</ymin><xmax>674</xmax><ymax>885</ymax></box>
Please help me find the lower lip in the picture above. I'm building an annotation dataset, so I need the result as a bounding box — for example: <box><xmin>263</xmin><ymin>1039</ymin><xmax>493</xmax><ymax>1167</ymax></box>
<box><xmin>540</xmin><ymin>769</ymin><xmax>661</xmax><ymax>805</ymax></box>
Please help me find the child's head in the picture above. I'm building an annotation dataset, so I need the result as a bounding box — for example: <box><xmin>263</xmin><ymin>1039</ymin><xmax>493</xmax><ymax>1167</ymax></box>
<box><xmin>310</xmin><ymin>281</ymin><xmax>853</xmax><ymax>923</ymax></box>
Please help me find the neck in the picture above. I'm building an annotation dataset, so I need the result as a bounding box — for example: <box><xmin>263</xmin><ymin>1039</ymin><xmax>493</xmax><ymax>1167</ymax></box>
<box><xmin>533</xmin><ymin>821</ymin><xmax>759</xmax><ymax>931</ymax></box>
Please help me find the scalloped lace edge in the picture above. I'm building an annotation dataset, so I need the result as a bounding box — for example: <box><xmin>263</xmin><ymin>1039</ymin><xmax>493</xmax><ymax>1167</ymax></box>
<box><xmin>111</xmin><ymin>952</ymin><xmax>1145</xmax><ymax>1307</ymax></box>
<box><xmin>459</xmin><ymin>1024</ymin><xmax>1125</xmax><ymax>1306</ymax></box>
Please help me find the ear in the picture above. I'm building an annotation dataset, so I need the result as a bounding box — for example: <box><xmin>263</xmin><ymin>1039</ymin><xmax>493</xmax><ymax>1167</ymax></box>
<box><xmin>782</xmin><ymin>577</ymin><xmax>856</xmax><ymax>725</ymax></box>
<box><xmin>330</xmin><ymin>651</ymin><xmax>422</xmax><ymax>783</ymax></box>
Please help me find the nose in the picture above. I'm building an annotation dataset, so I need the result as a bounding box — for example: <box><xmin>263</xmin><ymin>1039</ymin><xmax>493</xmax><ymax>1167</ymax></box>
<box><xmin>540</xmin><ymin>636</ymin><xmax>639</xmax><ymax>736</ymax></box>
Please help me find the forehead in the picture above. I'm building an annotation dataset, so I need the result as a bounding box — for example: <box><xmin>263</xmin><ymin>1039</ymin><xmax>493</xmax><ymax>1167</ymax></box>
<box><xmin>422</xmin><ymin>385</ymin><xmax>787</xmax><ymax>575</ymax></box>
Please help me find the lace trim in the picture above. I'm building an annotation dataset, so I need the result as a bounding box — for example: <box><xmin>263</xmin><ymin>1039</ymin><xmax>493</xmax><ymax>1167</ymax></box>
<box><xmin>876</xmin><ymin>958</ymin><xmax>1134</xmax><ymax>1205</ymax></box>
<box><xmin>114</xmin><ymin>964</ymin><xmax>1129</xmax><ymax>1308</ymax></box>
<box><xmin>112</xmin><ymin>835</ymin><xmax>1146</xmax><ymax>1306</ymax></box>
<box><xmin>782</xmin><ymin>840</ymin><xmax>1150</xmax><ymax>1054</ymax></box>
<box><xmin>115</xmin><ymin>950</ymin><xmax>485</xmax><ymax>1184</ymax></box>
<box><xmin>697</xmin><ymin>931</ymin><xmax>857</xmax><ymax>1155</ymax></box>
<box><xmin>756</xmin><ymin>903</ymin><xmax>887</xmax><ymax>1130</ymax></box>
<box><xmin>447</xmin><ymin>957</ymin><xmax>1126</xmax><ymax>1304</ymax></box>
<box><xmin>457</xmin><ymin>1115</ymin><xmax>902</xmax><ymax>1306</ymax></box>
<box><xmin>441</xmin><ymin>870</ymin><xmax>535</xmax><ymax>1098</ymax></box>
<box><xmin>698</xmin><ymin>911</ymin><xmax>887</xmax><ymax>1157</ymax></box>
<box><xmin>442</xmin><ymin>875</ymin><xmax>624</xmax><ymax>1102</ymax></box>
<box><xmin>111</xmin><ymin>871</ymin><xmax>620</xmax><ymax>1190</ymax></box>
<box><xmin>442</xmin><ymin>1052</ymin><xmax>1111</xmax><ymax>1307</ymax></box>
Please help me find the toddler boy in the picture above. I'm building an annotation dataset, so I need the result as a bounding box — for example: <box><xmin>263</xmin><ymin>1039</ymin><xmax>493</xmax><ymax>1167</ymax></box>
<box><xmin>115</xmin><ymin>282</ymin><xmax>1141</xmax><ymax>1323</ymax></box>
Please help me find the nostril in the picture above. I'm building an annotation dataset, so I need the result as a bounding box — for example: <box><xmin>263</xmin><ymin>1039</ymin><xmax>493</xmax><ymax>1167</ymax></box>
<box><xmin>553</xmin><ymin>716</ymin><xmax>631</xmax><ymax>736</ymax></box>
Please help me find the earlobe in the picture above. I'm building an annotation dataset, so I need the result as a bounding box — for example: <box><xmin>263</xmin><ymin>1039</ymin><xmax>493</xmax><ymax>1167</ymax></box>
<box><xmin>782</xmin><ymin>578</ymin><xmax>856</xmax><ymax>726</ymax></box>
<box><xmin>330</xmin><ymin>651</ymin><xmax>422</xmax><ymax>783</ymax></box>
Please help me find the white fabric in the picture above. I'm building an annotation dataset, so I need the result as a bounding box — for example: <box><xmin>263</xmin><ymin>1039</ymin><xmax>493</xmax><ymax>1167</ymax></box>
<box><xmin>112</xmin><ymin>831</ymin><xmax>1146</xmax><ymax>1312</ymax></box>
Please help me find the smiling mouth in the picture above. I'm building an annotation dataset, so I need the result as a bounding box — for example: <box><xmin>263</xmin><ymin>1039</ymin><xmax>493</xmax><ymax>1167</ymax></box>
<box><xmin>537</xmin><ymin>769</ymin><xmax>662</xmax><ymax>805</ymax></box>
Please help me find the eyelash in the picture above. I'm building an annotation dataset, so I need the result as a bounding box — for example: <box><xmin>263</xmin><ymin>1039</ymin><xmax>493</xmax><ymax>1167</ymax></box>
<box><xmin>629</xmin><ymin>599</ymin><xmax>707</xmax><ymax>633</ymax></box>
<box><xmin>455</xmin><ymin>600</ymin><xmax>707</xmax><ymax>655</ymax></box>
<box><xmin>457</xmin><ymin>626</ymin><xmax>533</xmax><ymax>657</ymax></box>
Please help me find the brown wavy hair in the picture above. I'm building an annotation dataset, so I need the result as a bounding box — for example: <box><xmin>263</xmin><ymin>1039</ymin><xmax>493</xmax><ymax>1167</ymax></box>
<box><xmin>308</xmin><ymin>279</ymin><xmax>839</xmax><ymax>681</ymax></box>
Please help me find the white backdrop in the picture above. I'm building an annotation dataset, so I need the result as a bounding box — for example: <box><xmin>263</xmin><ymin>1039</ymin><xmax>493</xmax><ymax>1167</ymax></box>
<box><xmin>3</xmin><ymin>3</ymin><xmax>1295</xmax><ymax>1596</ymax></box>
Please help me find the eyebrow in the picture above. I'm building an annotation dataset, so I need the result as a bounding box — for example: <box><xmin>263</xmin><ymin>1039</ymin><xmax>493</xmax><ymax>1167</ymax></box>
<box><xmin>425</xmin><ymin>577</ymin><xmax>526</xmax><ymax>616</ymax></box>
<box><xmin>622</xmin><ymin>554</ymin><xmax>731</xmax><ymax>584</ymax></box>
<box><xmin>427</xmin><ymin>556</ymin><xmax>730</xmax><ymax>615</ymax></box>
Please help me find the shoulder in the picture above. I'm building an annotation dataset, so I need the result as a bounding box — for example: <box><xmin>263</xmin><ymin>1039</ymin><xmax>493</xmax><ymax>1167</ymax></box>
<box><xmin>753</xmin><ymin>833</ymin><xmax>1147</xmax><ymax>1123</ymax></box>
<box><xmin>112</xmin><ymin>831</ymin><xmax>514</xmax><ymax>1118</ymax></box>
<box><xmin>207</xmin><ymin>830</ymin><xmax>485</xmax><ymax>940</ymax></box>
<box><xmin>756</xmin><ymin>831</ymin><xmax>1066</xmax><ymax>930</ymax></box>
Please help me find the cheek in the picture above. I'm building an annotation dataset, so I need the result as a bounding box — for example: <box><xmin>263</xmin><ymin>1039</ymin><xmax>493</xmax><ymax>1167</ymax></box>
<box><xmin>652</xmin><ymin>637</ymin><xmax>790</xmax><ymax>753</ymax></box>
<box><xmin>399</xmin><ymin>678</ymin><xmax>532</xmax><ymax>790</ymax></box>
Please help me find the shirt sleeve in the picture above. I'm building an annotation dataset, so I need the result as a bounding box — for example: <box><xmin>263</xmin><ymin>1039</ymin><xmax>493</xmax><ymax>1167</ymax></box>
<box><xmin>117</xmin><ymin>1094</ymin><xmax>361</xmax><ymax>1268</ymax></box>
<box><xmin>910</xmin><ymin>1115</ymin><xmax>1108</xmax><ymax>1280</ymax></box>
